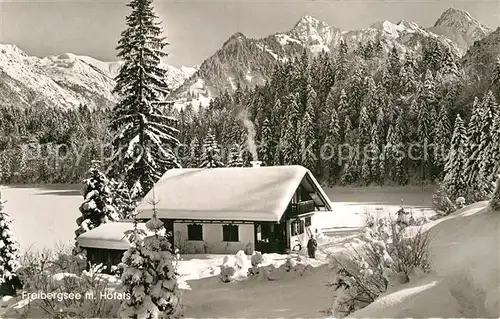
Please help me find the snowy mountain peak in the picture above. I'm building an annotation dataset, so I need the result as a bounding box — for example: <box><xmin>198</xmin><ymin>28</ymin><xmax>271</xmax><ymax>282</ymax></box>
<box><xmin>223</xmin><ymin>32</ymin><xmax>248</xmax><ymax>47</ymax></box>
<box><xmin>297</xmin><ymin>15</ymin><xmax>320</xmax><ymax>25</ymax></box>
<box><xmin>0</xmin><ymin>43</ymin><xmax>28</xmax><ymax>58</ymax></box>
<box><xmin>430</xmin><ymin>7</ymin><xmax>492</xmax><ymax>51</ymax></box>
<box><xmin>435</xmin><ymin>7</ymin><xmax>475</xmax><ymax>27</ymax></box>
<box><xmin>0</xmin><ymin>43</ymin><xmax>195</xmax><ymax>109</ymax></box>
<box><xmin>369</xmin><ymin>20</ymin><xmax>423</xmax><ymax>39</ymax></box>
<box><xmin>434</xmin><ymin>7</ymin><xmax>491</xmax><ymax>37</ymax></box>
<box><xmin>290</xmin><ymin>15</ymin><xmax>338</xmax><ymax>46</ymax></box>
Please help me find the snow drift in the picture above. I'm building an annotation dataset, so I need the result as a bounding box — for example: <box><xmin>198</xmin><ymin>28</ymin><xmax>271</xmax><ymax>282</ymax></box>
<box><xmin>349</xmin><ymin>201</ymin><xmax>499</xmax><ymax>318</ymax></box>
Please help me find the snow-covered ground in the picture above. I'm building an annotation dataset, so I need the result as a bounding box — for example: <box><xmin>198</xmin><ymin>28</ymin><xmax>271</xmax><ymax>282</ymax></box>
<box><xmin>5</xmin><ymin>185</ymin><xmax>496</xmax><ymax>318</ymax></box>
<box><xmin>3</xmin><ymin>185</ymin><xmax>82</xmax><ymax>253</ymax></box>
<box><xmin>350</xmin><ymin>201</ymin><xmax>499</xmax><ymax>318</ymax></box>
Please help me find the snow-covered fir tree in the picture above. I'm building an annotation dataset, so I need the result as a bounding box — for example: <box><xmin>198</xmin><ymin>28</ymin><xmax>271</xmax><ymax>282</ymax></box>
<box><xmin>187</xmin><ymin>137</ymin><xmax>201</xmax><ymax>168</ymax></box>
<box><xmin>442</xmin><ymin>114</ymin><xmax>468</xmax><ymax>200</ymax></box>
<box><xmin>337</xmin><ymin>89</ymin><xmax>349</xmax><ymax>127</ymax></box>
<box><xmin>384</xmin><ymin>117</ymin><xmax>407</xmax><ymax>185</ymax></box>
<box><xmin>109</xmin><ymin>179</ymin><xmax>138</xmax><ymax>219</ymax></box>
<box><xmin>399</xmin><ymin>55</ymin><xmax>417</xmax><ymax>96</ymax></box>
<box><xmin>441</xmin><ymin>48</ymin><xmax>459</xmax><ymax>77</ymax></box>
<box><xmin>258</xmin><ymin>118</ymin><xmax>273</xmax><ymax>166</ymax></box>
<box><xmin>340</xmin><ymin>117</ymin><xmax>360</xmax><ymax>185</ymax></box>
<box><xmin>478</xmin><ymin>113</ymin><xmax>500</xmax><ymax>197</ymax></box>
<box><xmin>363</xmin><ymin>77</ymin><xmax>378</xmax><ymax>116</ymax></box>
<box><xmin>0</xmin><ymin>193</ymin><xmax>21</xmax><ymax>291</ymax></box>
<box><xmin>111</xmin><ymin>178</ymin><xmax>137</xmax><ymax>219</ymax></box>
<box><xmin>434</xmin><ymin>104</ymin><xmax>452</xmax><ymax>177</ymax></box>
<box><xmin>299</xmin><ymin>89</ymin><xmax>316</xmax><ymax>170</ymax></box>
<box><xmin>340</xmin><ymin>151</ymin><xmax>359</xmax><ymax>186</ymax></box>
<box><xmin>343</xmin><ymin>117</ymin><xmax>355</xmax><ymax>145</ymax></box>
<box><xmin>464</xmin><ymin>97</ymin><xmax>484</xmax><ymax>188</ymax></box>
<box><xmin>282</xmin><ymin>97</ymin><xmax>300</xmax><ymax>165</ymax></box>
<box><xmin>476</xmin><ymin>92</ymin><xmax>500</xmax><ymax>198</ymax></box>
<box><xmin>357</xmin><ymin>105</ymin><xmax>371</xmax><ymax>147</ymax></box>
<box><xmin>108</xmin><ymin>0</ymin><xmax>180</xmax><ymax>199</ymax></box>
<box><xmin>324</xmin><ymin>108</ymin><xmax>341</xmax><ymax>183</ymax></box>
<box><xmin>227</xmin><ymin>143</ymin><xmax>244</xmax><ymax>167</ymax></box>
<box><xmin>358</xmin><ymin>104</ymin><xmax>372</xmax><ymax>183</ymax></box>
<box><xmin>75</xmin><ymin>161</ymin><xmax>120</xmax><ymax>241</ymax></box>
<box><xmin>335</xmin><ymin>40</ymin><xmax>349</xmax><ymax>81</ymax></box>
<box><xmin>369</xmin><ymin>123</ymin><xmax>382</xmax><ymax>184</ymax></box>
<box><xmin>120</xmin><ymin>196</ymin><xmax>182</xmax><ymax>319</ymax></box>
<box><xmin>200</xmin><ymin>129</ymin><xmax>224</xmax><ymax>168</ymax></box>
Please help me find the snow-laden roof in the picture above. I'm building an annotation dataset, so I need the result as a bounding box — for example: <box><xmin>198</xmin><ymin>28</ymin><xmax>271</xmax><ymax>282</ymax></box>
<box><xmin>77</xmin><ymin>221</ymin><xmax>151</xmax><ymax>250</ymax></box>
<box><xmin>136</xmin><ymin>165</ymin><xmax>332</xmax><ymax>222</ymax></box>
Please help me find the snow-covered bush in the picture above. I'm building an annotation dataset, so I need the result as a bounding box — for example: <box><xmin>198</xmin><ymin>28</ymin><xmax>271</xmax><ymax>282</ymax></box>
<box><xmin>327</xmin><ymin>214</ymin><xmax>430</xmax><ymax>317</ymax></box>
<box><xmin>219</xmin><ymin>251</ymin><xmax>252</xmax><ymax>282</ymax></box>
<box><xmin>15</xmin><ymin>248</ymin><xmax>118</xmax><ymax>318</ymax></box>
<box><xmin>455</xmin><ymin>196</ymin><xmax>466</xmax><ymax>209</ymax></box>
<box><xmin>219</xmin><ymin>265</ymin><xmax>236</xmax><ymax>283</ymax></box>
<box><xmin>432</xmin><ymin>184</ymin><xmax>457</xmax><ymax>216</ymax></box>
<box><xmin>0</xmin><ymin>194</ymin><xmax>21</xmax><ymax>296</ymax></box>
<box><xmin>490</xmin><ymin>176</ymin><xmax>500</xmax><ymax>211</ymax></box>
<box><xmin>250</xmin><ymin>252</ymin><xmax>263</xmax><ymax>267</ymax></box>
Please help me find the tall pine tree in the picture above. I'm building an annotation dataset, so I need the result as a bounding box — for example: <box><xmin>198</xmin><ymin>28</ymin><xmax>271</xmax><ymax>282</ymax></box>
<box><xmin>324</xmin><ymin>108</ymin><xmax>341</xmax><ymax>183</ymax></box>
<box><xmin>442</xmin><ymin>114</ymin><xmax>468</xmax><ymax>200</ymax></box>
<box><xmin>434</xmin><ymin>104</ymin><xmax>452</xmax><ymax>178</ymax></box>
<box><xmin>108</xmin><ymin>0</ymin><xmax>180</xmax><ymax>199</ymax></box>
<box><xmin>464</xmin><ymin>97</ymin><xmax>484</xmax><ymax>188</ymax></box>
<box><xmin>475</xmin><ymin>92</ymin><xmax>499</xmax><ymax>198</ymax></box>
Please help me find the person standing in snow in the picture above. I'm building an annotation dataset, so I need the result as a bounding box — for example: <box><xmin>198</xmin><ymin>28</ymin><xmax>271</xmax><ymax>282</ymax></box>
<box><xmin>307</xmin><ymin>235</ymin><xmax>318</xmax><ymax>259</ymax></box>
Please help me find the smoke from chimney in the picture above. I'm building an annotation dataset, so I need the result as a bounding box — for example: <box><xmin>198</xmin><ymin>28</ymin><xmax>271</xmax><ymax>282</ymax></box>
<box><xmin>238</xmin><ymin>109</ymin><xmax>258</xmax><ymax>161</ymax></box>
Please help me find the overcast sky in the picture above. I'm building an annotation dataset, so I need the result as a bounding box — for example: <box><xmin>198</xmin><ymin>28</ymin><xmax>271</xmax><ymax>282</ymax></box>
<box><xmin>0</xmin><ymin>0</ymin><xmax>498</xmax><ymax>68</ymax></box>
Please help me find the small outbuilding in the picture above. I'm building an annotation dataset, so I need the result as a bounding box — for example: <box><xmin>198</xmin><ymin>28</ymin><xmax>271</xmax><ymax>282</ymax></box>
<box><xmin>76</xmin><ymin>221</ymin><xmax>152</xmax><ymax>272</ymax></box>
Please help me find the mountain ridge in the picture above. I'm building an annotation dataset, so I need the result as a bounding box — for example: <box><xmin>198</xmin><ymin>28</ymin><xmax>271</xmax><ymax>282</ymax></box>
<box><xmin>0</xmin><ymin>44</ymin><xmax>197</xmax><ymax>110</ymax></box>
<box><xmin>171</xmin><ymin>8</ymin><xmax>489</xmax><ymax>109</ymax></box>
<box><xmin>0</xmin><ymin>7</ymin><xmax>494</xmax><ymax>110</ymax></box>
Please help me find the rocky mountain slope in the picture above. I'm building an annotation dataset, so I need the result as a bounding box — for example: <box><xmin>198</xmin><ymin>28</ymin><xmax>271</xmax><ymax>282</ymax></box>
<box><xmin>172</xmin><ymin>8</ymin><xmax>493</xmax><ymax>109</ymax></box>
<box><xmin>429</xmin><ymin>7</ymin><xmax>492</xmax><ymax>52</ymax></box>
<box><xmin>462</xmin><ymin>26</ymin><xmax>500</xmax><ymax>78</ymax></box>
<box><xmin>0</xmin><ymin>44</ymin><xmax>196</xmax><ymax>109</ymax></box>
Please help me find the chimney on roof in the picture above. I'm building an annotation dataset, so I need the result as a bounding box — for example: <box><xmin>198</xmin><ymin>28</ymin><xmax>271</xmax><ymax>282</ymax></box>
<box><xmin>250</xmin><ymin>161</ymin><xmax>262</xmax><ymax>168</ymax></box>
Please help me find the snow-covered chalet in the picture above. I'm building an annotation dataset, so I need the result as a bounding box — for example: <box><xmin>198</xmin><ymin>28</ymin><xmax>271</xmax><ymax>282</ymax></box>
<box><xmin>77</xmin><ymin>164</ymin><xmax>333</xmax><ymax>269</ymax></box>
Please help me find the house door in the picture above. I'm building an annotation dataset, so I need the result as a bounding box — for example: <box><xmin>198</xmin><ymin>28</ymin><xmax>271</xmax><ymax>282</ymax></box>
<box><xmin>254</xmin><ymin>222</ymin><xmax>287</xmax><ymax>253</ymax></box>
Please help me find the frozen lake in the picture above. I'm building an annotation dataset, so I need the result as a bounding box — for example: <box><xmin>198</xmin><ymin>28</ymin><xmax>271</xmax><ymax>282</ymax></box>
<box><xmin>2</xmin><ymin>184</ymin><xmax>435</xmax><ymax>252</ymax></box>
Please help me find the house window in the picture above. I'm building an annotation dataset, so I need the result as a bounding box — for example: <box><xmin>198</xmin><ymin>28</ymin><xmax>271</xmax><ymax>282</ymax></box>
<box><xmin>305</xmin><ymin>216</ymin><xmax>312</xmax><ymax>227</ymax></box>
<box><xmin>187</xmin><ymin>224</ymin><xmax>203</xmax><ymax>241</ymax></box>
<box><xmin>222</xmin><ymin>224</ymin><xmax>239</xmax><ymax>242</ymax></box>
<box><xmin>291</xmin><ymin>219</ymin><xmax>304</xmax><ymax>236</ymax></box>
